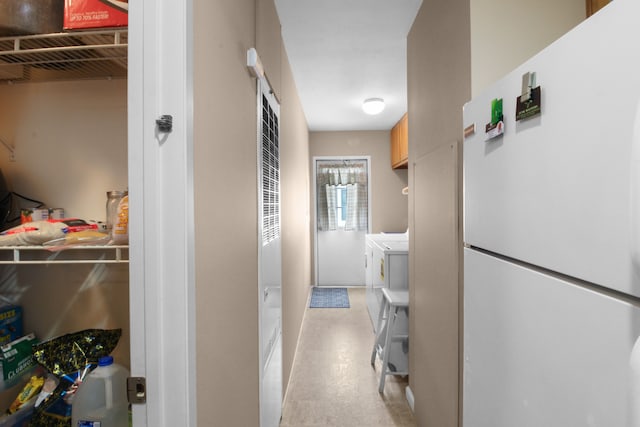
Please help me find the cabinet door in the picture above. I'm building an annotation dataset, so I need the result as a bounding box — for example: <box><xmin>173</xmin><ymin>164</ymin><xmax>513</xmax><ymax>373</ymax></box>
<box><xmin>390</xmin><ymin>123</ymin><xmax>401</xmax><ymax>167</ymax></box>
<box><xmin>399</xmin><ymin>114</ymin><xmax>409</xmax><ymax>165</ymax></box>
<box><xmin>129</xmin><ymin>1</ymin><xmax>195</xmax><ymax>426</ymax></box>
<box><xmin>586</xmin><ymin>0</ymin><xmax>611</xmax><ymax>16</ymax></box>
<box><xmin>391</xmin><ymin>113</ymin><xmax>408</xmax><ymax>169</ymax></box>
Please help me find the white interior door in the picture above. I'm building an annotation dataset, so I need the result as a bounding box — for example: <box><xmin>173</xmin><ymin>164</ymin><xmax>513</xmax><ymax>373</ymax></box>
<box><xmin>128</xmin><ymin>1</ymin><xmax>195</xmax><ymax>426</ymax></box>
<box><xmin>314</xmin><ymin>157</ymin><xmax>371</xmax><ymax>286</ymax></box>
<box><xmin>257</xmin><ymin>77</ymin><xmax>283</xmax><ymax>427</ymax></box>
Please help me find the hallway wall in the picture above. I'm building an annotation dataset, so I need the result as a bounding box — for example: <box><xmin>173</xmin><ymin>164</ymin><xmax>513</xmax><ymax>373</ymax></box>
<box><xmin>280</xmin><ymin>44</ymin><xmax>312</xmax><ymax>390</ymax></box>
<box><xmin>471</xmin><ymin>0</ymin><xmax>585</xmax><ymax>96</ymax></box>
<box><xmin>407</xmin><ymin>1</ymin><xmax>470</xmax><ymax>425</ymax></box>
<box><xmin>193</xmin><ymin>0</ymin><xmax>310</xmax><ymax>424</ymax></box>
<box><xmin>194</xmin><ymin>1</ymin><xmax>259</xmax><ymax>424</ymax></box>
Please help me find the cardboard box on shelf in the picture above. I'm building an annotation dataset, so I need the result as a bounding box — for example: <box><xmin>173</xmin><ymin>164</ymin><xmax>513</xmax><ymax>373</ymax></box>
<box><xmin>0</xmin><ymin>334</ymin><xmax>37</xmax><ymax>391</ymax></box>
<box><xmin>63</xmin><ymin>0</ymin><xmax>128</xmax><ymax>30</ymax></box>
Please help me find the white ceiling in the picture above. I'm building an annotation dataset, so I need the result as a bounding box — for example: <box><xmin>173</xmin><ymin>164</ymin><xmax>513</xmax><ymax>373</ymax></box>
<box><xmin>274</xmin><ymin>0</ymin><xmax>423</xmax><ymax>132</ymax></box>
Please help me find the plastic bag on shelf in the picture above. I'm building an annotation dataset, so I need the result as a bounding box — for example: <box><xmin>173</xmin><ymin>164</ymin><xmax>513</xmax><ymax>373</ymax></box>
<box><xmin>42</xmin><ymin>230</ymin><xmax>110</xmax><ymax>251</ymax></box>
<box><xmin>0</xmin><ymin>219</ymin><xmax>101</xmax><ymax>247</ymax></box>
<box><xmin>30</xmin><ymin>329</ymin><xmax>121</xmax><ymax>427</ymax></box>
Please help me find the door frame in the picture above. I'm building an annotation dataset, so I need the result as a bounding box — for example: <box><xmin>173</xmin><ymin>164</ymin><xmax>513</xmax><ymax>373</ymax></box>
<box><xmin>256</xmin><ymin>75</ymin><xmax>283</xmax><ymax>427</ymax></box>
<box><xmin>129</xmin><ymin>0</ymin><xmax>196</xmax><ymax>426</ymax></box>
<box><xmin>312</xmin><ymin>156</ymin><xmax>372</xmax><ymax>286</ymax></box>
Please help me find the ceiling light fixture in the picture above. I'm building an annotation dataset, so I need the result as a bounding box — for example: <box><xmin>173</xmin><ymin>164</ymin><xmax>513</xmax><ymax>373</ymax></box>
<box><xmin>362</xmin><ymin>98</ymin><xmax>385</xmax><ymax>115</ymax></box>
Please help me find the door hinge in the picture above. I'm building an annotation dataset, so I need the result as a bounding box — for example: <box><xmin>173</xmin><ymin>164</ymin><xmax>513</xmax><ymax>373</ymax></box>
<box><xmin>127</xmin><ymin>377</ymin><xmax>147</xmax><ymax>404</ymax></box>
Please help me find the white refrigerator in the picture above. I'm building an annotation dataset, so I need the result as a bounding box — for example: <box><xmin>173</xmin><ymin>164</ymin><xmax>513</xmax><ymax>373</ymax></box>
<box><xmin>463</xmin><ymin>0</ymin><xmax>640</xmax><ymax>425</ymax></box>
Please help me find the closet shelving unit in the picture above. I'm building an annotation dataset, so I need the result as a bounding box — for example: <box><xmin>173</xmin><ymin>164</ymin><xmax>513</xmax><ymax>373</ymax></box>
<box><xmin>0</xmin><ymin>29</ymin><xmax>129</xmax><ymax>265</ymax></box>
<box><xmin>0</xmin><ymin>29</ymin><xmax>127</xmax><ymax>83</ymax></box>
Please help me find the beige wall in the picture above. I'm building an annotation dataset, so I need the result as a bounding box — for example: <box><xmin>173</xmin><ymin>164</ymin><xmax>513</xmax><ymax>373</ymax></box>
<box><xmin>309</xmin><ymin>131</ymin><xmax>408</xmax><ymax>234</ymax></box>
<box><xmin>194</xmin><ymin>0</ymin><xmax>310</xmax><ymax>424</ymax></box>
<box><xmin>257</xmin><ymin>0</ymin><xmax>283</xmax><ymax>99</ymax></box>
<box><xmin>279</xmin><ymin>45</ymin><xmax>312</xmax><ymax>392</ymax></box>
<box><xmin>194</xmin><ymin>0</ymin><xmax>260</xmax><ymax>425</ymax></box>
<box><xmin>471</xmin><ymin>0</ymin><xmax>585</xmax><ymax>96</ymax></box>
<box><xmin>407</xmin><ymin>1</ymin><xmax>470</xmax><ymax>426</ymax></box>
<box><xmin>0</xmin><ymin>80</ymin><xmax>128</xmax><ymax>220</ymax></box>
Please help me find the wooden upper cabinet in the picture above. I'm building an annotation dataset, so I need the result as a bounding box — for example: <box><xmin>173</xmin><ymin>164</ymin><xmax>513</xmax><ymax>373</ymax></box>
<box><xmin>399</xmin><ymin>113</ymin><xmax>408</xmax><ymax>162</ymax></box>
<box><xmin>391</xmin><ymin>124</ymin><xmax>400</xmax><ymax>167</ymax></box>
<box><xmin>586</xmin><ymin>0</ymin><xmax>611</xmax><ymax>17</ymax></box>
<box><xmin>391</xmin><ymin>113</ymin><xmax>408</xmax><ymax>169</ymax></box>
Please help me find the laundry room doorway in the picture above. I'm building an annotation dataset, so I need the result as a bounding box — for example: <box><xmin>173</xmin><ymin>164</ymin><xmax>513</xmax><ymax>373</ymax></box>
<box><xmin>314</xmin><ymin>157</ymin><xmax>371</xmax><ymax>286</ymax></box>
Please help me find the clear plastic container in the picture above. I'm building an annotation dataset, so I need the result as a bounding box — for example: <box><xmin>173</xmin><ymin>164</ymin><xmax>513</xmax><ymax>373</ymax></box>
<box><xmin>111</xmin><ymin>195</ymin><xmax>129</xmax><ymax>245</ymax></box>
<box><xmin>105</xmin><ymin>191</ymin><xmax>127</xmax><ymax>235</ymax></box>
<box><xmin>71</xmin><ymin>356</ymin><xmax>129</xmax><ymax>427</ymax></box>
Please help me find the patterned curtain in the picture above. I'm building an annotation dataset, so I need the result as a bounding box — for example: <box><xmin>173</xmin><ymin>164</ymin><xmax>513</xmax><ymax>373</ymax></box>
<box><xmin>344</xmin><ymin>183</ymin><xmax>358</xmax><ymax>231</ymax></box>
<box><xmin>325</xmin><ymin>184</ymin><xmax>337</xmax><ymax>230</ymax></box>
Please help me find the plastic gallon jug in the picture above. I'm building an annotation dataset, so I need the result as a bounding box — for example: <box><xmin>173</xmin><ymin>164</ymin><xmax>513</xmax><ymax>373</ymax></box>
<box><xmin>71</xmin><ymin>356</ymin><xmax>129</xmax><ymax>427</ymax></box>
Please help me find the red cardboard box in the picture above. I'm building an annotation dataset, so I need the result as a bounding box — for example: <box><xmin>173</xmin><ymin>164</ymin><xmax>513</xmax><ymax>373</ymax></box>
<box><xmin>64</xmin><ymin>0</ymin><xmax>128</xmax><ymax>30</ymax></box>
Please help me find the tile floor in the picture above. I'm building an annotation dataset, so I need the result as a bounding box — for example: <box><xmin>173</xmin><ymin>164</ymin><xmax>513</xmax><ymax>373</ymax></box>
<box><xmin>280</xmin><ymin>287</ymin><xmax>416</xmax><ymax>427</ymax></box>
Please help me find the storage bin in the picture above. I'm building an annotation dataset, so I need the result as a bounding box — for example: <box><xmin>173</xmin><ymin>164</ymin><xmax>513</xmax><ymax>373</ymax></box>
<box><xmin>0</xmin><ymin>0</ymin><xmax>64</xmax><ymax>37</ymax></box>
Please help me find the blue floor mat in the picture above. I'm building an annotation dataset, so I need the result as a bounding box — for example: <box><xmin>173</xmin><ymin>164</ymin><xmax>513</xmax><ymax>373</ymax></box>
<box><xmin>309</xmin><ymin>287</ymin><xmax>350</xmax><ymax>308</ymax></box>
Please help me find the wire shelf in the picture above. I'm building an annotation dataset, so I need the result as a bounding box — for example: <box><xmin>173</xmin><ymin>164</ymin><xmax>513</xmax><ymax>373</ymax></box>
<box><xmin>0</xmin><ymin>245</ymin><xmax>129</xmax><ymax>264</ymax></box>
<box><xmin>0</xmin><ymin>29</ymin><xmax>127</xmax><ymax>83</ymax></box>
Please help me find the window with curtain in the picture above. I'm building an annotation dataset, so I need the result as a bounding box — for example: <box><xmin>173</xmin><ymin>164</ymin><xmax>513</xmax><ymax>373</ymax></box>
<box><xmin>316</xmin><ymin>160</ymin><xmax>368</xmax><ymax>232</ymax></box>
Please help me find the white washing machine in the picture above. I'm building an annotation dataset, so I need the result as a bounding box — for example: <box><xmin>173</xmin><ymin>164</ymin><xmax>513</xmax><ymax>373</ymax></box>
<box><xmin>364</xmin><ymin>233</ymin><xmax>408</xmax><ymax>332</ymax></box>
